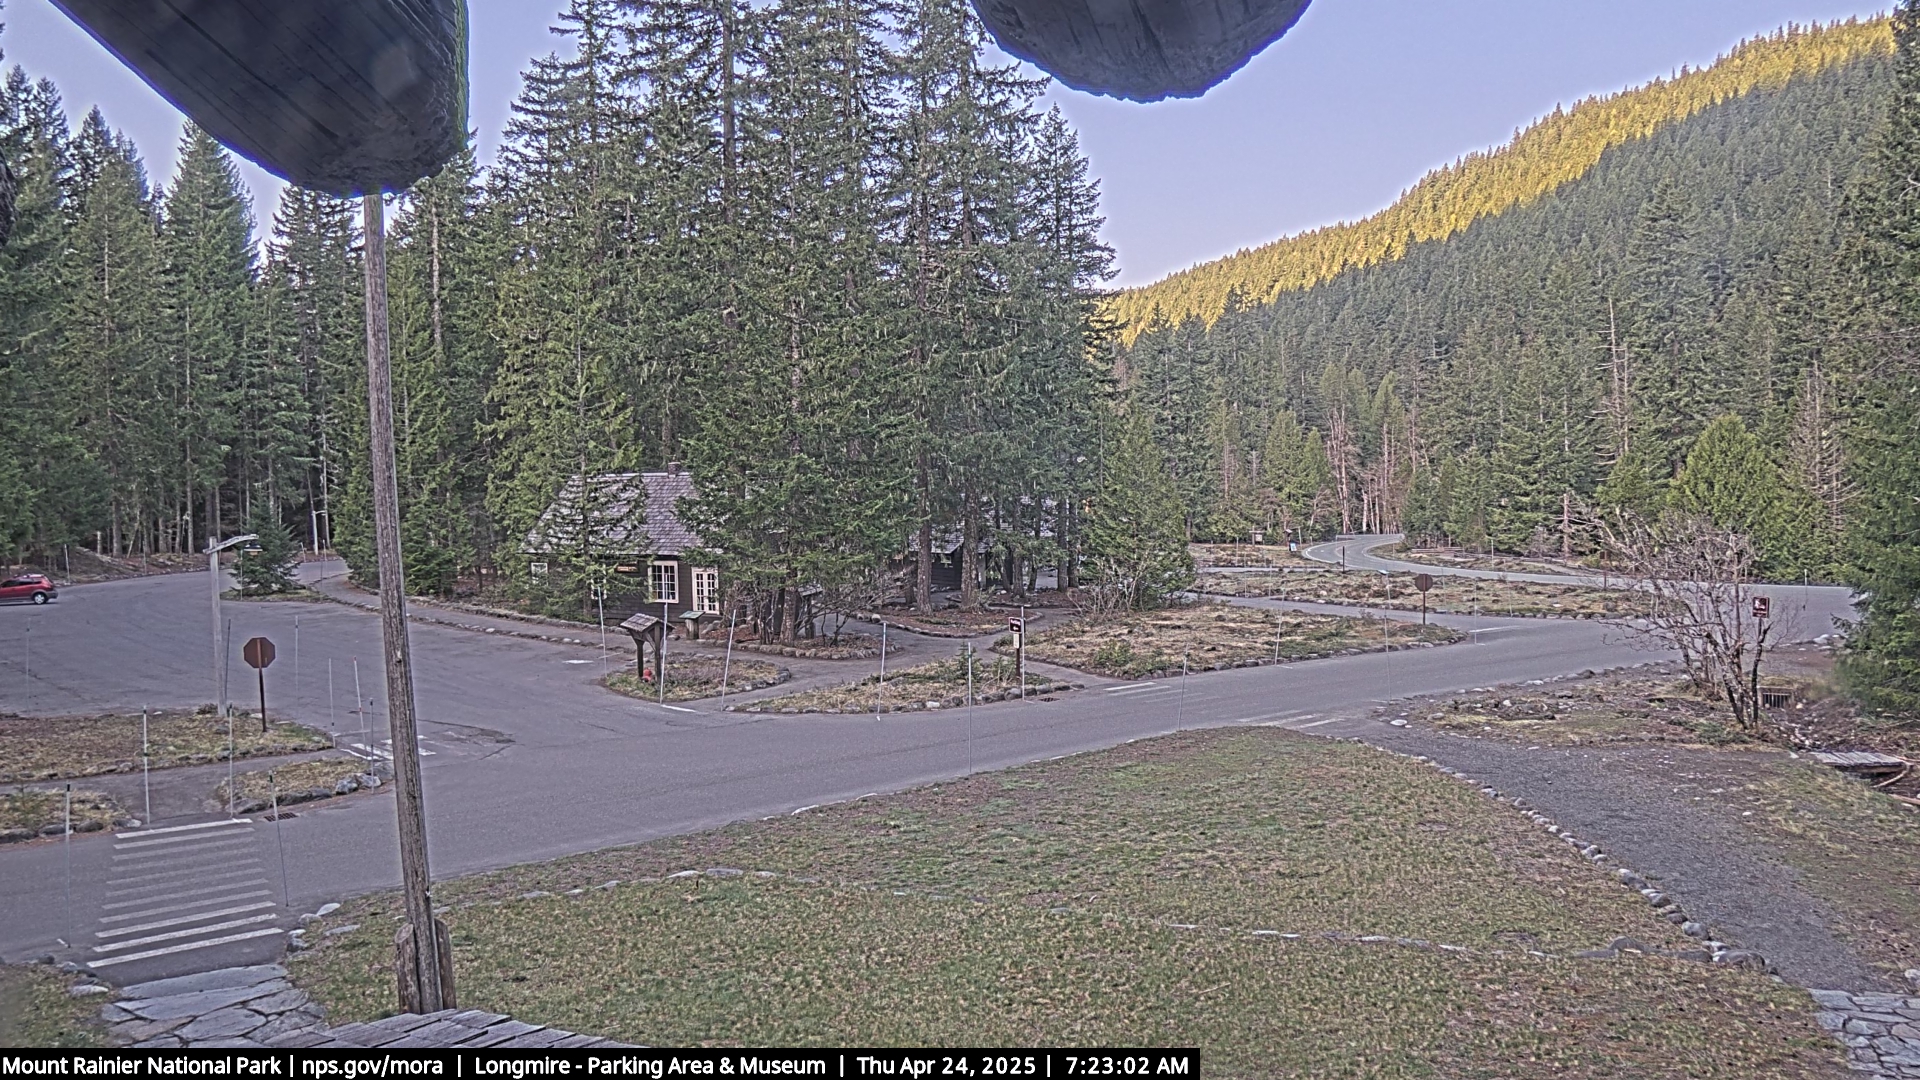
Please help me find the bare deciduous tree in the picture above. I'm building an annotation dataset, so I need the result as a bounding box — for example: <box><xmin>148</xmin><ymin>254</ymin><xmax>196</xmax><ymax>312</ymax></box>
<box><xmin>1599</xmin><ymin>510</ymin><xmax>1785</xmax><ymax>730</ymax></box>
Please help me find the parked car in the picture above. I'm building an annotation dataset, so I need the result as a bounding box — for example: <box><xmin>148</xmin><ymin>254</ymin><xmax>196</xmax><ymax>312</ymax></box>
<box><xmin>0</xmin><ymin>573</ymin><xmax>56</xmax><ymax>604</ymax></box>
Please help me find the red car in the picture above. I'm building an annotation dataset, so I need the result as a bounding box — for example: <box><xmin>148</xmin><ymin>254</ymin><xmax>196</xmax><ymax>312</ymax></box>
<box><xmin>0</xmin><ymin>573</ymin><xmax>56</xmax><ymax>605</ymax></box>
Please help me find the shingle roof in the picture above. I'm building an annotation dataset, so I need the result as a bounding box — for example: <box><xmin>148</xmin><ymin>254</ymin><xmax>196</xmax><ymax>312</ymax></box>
<box><xmin>524</xmin><ymin>471</ymin><xmax>701</xmax><ymax>557</ymax></box>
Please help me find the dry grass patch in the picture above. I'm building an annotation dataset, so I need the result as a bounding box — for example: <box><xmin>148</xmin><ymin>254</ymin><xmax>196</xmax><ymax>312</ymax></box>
<box><xmin>1017</xmin><ymin>601</ymin><xmax>1457</xmax><ymax>679</ymax></box>
<box><xmin>289</xmin><ymin>729</ymin><xmax>1838</xmax><ymax>1077</ymax></box>
<box><xmin>1416</xmin><ymin>677</ymin><xmax>1770</xmax><ymax>749</ymax></box>
<box><xmin>1190</xmin><ymin>543</ymin><xmax>1316</xmax><ymax>568</ymax></box>
<box><xmin>1386</xmin><ymin>545</ymin><xmax>1593</xmax><ymax>576</ymax></box>
<box><xmin>0</xmin><ymin>710</ymin><xmax>331</xmax><ymax>784</ymax></box>
<box><xmin>0</xmin><ymin>788</ymin><xmax>121</xmax><ymax>842</ymax></box>
<box><xmin>1198</xmin><ymin>568</ymin><xmax>1648</xmax><ymax>620</ymax></box>
<box><xmin>606</xmin><ymin>656</ymin><xmax>786</xmax><ymax>703</ymax></box>
<box><xmin>743</xmin><ymin>655</ymin><xmax>1073</xmax><ymax>714</ymax></box>
<box><xmin>0</xmin><ymin>965</ymin><xmax>107</xmax><ymax>1047</ymax></box>
<box><xmin>216</xmin><ymin>757</ymin><xmax>377</xmax><ymax>812</ymax></box>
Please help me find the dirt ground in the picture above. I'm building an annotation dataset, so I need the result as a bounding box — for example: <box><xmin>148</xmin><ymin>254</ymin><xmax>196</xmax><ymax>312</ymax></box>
<box><xmin>2</xmin><ymin>548</ymin><xmax>203</xmax><ymax>585</ymax></box>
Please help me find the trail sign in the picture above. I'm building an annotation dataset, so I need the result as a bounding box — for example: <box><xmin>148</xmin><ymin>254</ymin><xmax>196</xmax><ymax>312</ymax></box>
<box><xmin>1752</xmin><ymin>596</ymin><xmax>1771</xmax><ymax>621</ymax></box>
<box><xmin>243</xmin><ymin>637</ymin><xmax>276</xmax><ymax>669</ymax></box>
<box><xmin>1008</xmin><ymin>617</ymin><xmax>1023</xmax><ymax>634</ymax></box>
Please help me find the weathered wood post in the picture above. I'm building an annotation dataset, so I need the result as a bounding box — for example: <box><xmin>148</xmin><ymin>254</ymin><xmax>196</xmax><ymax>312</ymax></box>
<box><xmin>365</xmin><ymin>193</ymin><xmax>453</xmax><ymax>1013</ymax></box>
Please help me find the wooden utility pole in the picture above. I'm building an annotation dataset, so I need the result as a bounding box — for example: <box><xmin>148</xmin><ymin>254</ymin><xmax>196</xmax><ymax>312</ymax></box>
<box><xmin>363</xmin><ymin>194</ymin><xmax>453</xmax><ymax>1014</ymax></box>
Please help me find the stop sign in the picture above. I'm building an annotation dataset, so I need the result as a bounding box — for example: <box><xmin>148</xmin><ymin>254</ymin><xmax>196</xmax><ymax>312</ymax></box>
<box><xmin>243</xmin><ymin>636</ymin><xmax>276</xmax><ymax>670</ymax></box>
<box><xmin>1413</xmin><ymin>573</ymin><xmax>1435</xmax><ymax>593</ymax></box>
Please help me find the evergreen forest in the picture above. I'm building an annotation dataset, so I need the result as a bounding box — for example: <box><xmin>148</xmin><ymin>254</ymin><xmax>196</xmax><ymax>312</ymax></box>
<box><xmin>1115</xmin><ymin>11</ymin><xmax>1920</xmax><ymax>714</ymax></box>
<box><xmin>0</xmin><ymin>0</ymin><xmax>1129</xmax><ymax>629</ymax></box>
<box><xmin>5</xmin><ymin>1</ymin><xmax>1920</xmax><ymax>715</ymax></box>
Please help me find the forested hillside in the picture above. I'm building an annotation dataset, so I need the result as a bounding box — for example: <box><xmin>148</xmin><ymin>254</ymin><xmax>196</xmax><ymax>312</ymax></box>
<box><xmin>1119</xmin><ymin>31</ymin><xmax>1893</xmax><ymax>586</ymax></box>
<box><xmin>0</xmin><ymin>0</ymin><xmax>1126</xmax><ymax>629</ymax></box>
<box><xmin>1111</xmin><ymin>18</ymin><xmax>1892</xmax><ymax>338</ymax></box>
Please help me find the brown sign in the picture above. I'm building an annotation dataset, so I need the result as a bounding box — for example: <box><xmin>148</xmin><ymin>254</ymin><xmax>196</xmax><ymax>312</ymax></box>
<box><xmin>1752</xmin><ymin>596</ymin><xmax>1771</xmax><ymax>621</ymax></box>
<box><xmin>242</xmin><ymin>636</ymin><xmax>276</xmax><ymax>670</ymax></box>
<box><xmin>1413</xmin><ymin>573</ymin><xmax>1435</xmax><ymax>594</ymax></box>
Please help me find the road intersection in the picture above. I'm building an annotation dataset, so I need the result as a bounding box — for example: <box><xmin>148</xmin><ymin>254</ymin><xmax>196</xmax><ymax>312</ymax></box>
<box><xmin>0</xmin><ymin>538</ymin><xmax>1855</xmax><ymax>984</ymax></box>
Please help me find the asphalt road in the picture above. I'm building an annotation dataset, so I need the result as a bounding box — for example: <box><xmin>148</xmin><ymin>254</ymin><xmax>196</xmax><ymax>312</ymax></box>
<box><xmin>0</xmin><ymin>553</ymin><xmax>1857</xmax><ymax>984</ymax></box>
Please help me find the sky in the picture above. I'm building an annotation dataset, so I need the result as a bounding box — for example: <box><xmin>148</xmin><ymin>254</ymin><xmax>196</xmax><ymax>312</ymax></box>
<box><xmin>0</xmin><ymin>0</ymin><xmax>1896</xmax><ymax>286</ymax></box>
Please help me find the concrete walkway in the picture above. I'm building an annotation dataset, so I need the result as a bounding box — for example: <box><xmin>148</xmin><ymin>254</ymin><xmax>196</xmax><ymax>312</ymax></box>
<box><xmin>93</xmin><ymin>962</ymin><xmax>630</xmax><ymax>1048</ymax></box>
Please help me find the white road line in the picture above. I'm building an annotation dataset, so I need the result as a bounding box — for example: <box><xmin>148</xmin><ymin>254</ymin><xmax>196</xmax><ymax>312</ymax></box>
<box><xmin>106</xmin><ymin>864</ymin><xmax>263</xmax><ymax>893</ymax></box>
<box><xmin>90</xmin><ymin>913</ymin><xmax>279</xmax><ymax>954</ymax></box>
<box><xmin>100</xmin><ymin>889</ymin><xmax>273</xmax><ymax>921</ymax></box>
<box><xmin>661</xmin><ymin>704</ymin><xmax>697</xmax><ymax>713</ymax></box>
<box><xmin>85</xmin><ymin>927</ymin><xmax>286</xmax><ymax>969</ymax></box>
<box><xmin>97</xmin><ymin>901</ymin><xmax>277</xmax><ymax>939</ymax></box>
<box><xmin>1294</xmin><ymin>717</ymin><xmax>1342</xmax><ymax>729</ymax></box>
<box><xmin>115</xmin><ymin>819</ymin><xmax>252</xmax><ymax>841</ymax></box>
<box><xmin>1104</xmin><ymin>683</ymin><xmax>1161</xmax><ymax>694</ymax></box>
<box><xmin>1230</xmin><ymin>710</ymin><xmax>1304</xmax><ymax>724</ymax></box>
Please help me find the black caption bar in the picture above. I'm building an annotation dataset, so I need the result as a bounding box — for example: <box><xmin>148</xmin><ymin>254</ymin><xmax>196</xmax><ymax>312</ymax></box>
<box><xmin>0</xmin><ymin>1050</ymin><xmax>1197</xmax><ymax>1080</ymax></box>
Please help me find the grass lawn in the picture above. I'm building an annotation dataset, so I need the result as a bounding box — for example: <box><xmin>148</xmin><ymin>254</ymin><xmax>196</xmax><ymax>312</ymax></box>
<box><xmin>742</xmin><ymin>655</ymin><xmax>1074</xmax><ymax>714</ymax></box>
<box><xmin>0</xmin><ymin>709</ymin><xmax>331</xmax><ymax>784</ymax></box>
<box><xmin>1014</xmin><ymin>602</ymin><xmax>1457</xmax><ymax>680</ymax></box>
<box><xmin>289</xmin><ymin>728</ymin><xmax>1838</xmax><ymax>1077</ymax></box>
<box><xmin>606</xmin><ymin>656</ymin><xmax>786</xmax><ymax>703</ymax></box>
<box><xmin>1197</xmin><ymin>569</ymin><xmax>1648</xmax><ymax>620</ymax></box>
<box><xmin>0</xmin><ymin>788</ymin><xmax>121</xmax><ymax>840</ymax></box>
<box><xmin>0</xmin><ymin>966</ymin><xmax>106</xmax><ymax>1047</ymax></box>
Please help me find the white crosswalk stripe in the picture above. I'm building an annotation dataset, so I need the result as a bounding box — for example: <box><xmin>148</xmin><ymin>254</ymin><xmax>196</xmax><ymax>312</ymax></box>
<box><xmin>1104</xmin><ymin>683</ymin><xmax>1174</xmax><ymax>697</ymax></box>
<box><xmin>87</xmin><ymin>818</ymin><xmax>283</xmax><ymax>970</ymax></box>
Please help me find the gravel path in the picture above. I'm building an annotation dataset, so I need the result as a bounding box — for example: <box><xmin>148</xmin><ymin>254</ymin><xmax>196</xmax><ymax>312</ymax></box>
<box><xmin>1353</xmin><ymin>719</ymin><xmax>1892</xmax><ymax>992</ymax></box>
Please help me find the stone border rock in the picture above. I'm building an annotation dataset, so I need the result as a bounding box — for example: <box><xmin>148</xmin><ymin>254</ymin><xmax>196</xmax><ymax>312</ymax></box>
<box><xmin>1810</xmin><ymin>990</ymin><xmax>1920</xmax><ymax>1078</ymax></box>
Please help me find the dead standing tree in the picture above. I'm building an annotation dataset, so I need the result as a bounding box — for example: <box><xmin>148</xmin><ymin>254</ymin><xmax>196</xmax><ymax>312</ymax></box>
<box><xmin>1599</xmin><ymin>511</ymin><xmax>1782</xmax><ymax>731</ymax></box>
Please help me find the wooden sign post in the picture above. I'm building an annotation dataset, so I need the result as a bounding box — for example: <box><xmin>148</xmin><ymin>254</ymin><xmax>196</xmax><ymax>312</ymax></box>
<box><xmin>1413</xmin><ymin>573</ymin><xmax>1435</xmax><ymax>625</ymax></box>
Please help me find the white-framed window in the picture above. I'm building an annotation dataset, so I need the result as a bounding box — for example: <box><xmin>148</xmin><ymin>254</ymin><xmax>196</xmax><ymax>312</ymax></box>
<box><xmin>649</xmin><ymin>560</ymin><xmax>680</xmax><ymax>604</ymax></box>
<box><xmin>693</xmin><ymin>568</ymin><xmax>720</xmax><ymax>615</ymax></box>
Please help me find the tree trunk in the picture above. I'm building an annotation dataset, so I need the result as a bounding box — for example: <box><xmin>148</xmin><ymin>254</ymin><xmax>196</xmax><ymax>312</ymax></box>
<box><xmin>915</xmin><ymin>450</ymin><xmax>933</xmax><ymax>613</ymax></box>
<box><xmin>960</xmin><ymin>483</ymin><xmax>979</xmax><ymax>610</ymax></box>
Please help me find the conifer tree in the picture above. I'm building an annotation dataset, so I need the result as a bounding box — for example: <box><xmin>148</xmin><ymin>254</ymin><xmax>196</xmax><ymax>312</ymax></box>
<box><xmin>1838</xmin><ymin>0</ymin><xmax>1920</xmax><ymax>716</ymax></box>
<box><xmin>158</xmin><ymin>124</ymin><xmax>256</xmax><ymax>552</ymax></box>
<box><xmin>56</xmin><ymin>109</ymin><xmax>162</xmax><ymax>555</ymax></box>
<box><xmin>1084</xmin><ymin>410</ymin><xmax>1192</xmax><ymax>611</ymax></box>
